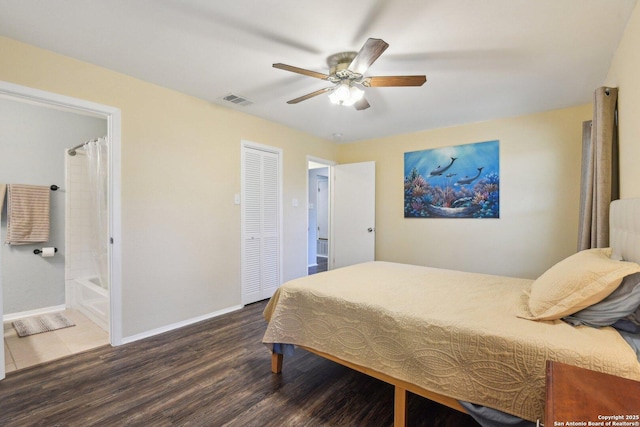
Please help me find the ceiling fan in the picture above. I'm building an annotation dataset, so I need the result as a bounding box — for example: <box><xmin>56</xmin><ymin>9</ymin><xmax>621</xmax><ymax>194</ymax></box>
<box><xmin>273</xmin><ymin>38</ymin><xmax>427</xmax><ymax>111</ymax></box>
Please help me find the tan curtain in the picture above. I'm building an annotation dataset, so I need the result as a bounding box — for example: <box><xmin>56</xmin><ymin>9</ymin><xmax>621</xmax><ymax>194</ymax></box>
<box><xmin>578</xmin><ymin>87</ymin><xmax>619</xmax><ymax>250</ymax></box>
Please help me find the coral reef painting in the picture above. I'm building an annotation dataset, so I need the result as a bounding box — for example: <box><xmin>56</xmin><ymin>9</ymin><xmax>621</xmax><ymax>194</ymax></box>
<box><xmin>404</xmin><ymin>140</ymin><xmax>499</xmax><ymax>218</ymax></box>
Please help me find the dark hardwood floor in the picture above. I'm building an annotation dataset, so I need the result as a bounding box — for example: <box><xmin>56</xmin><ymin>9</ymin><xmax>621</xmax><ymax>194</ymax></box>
<box><xmin>0</xmin><ymin>299</ymin><xmax>480</xmax><ymax>426</ymax></box>
<box><xmin>308</xmin><ymin>257</ymin><xmax>328</xmax><ymax>275</ymax></box>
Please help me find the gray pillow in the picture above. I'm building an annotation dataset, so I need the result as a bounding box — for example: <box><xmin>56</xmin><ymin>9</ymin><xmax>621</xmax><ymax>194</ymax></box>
<box><xmin>563</xmin><ymin>272</ymin><xmax>640</xmax><ymax>328</ymax></box>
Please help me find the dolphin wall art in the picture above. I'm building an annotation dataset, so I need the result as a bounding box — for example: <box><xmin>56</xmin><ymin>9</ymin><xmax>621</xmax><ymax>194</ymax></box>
<box><xmin>428</xmin><ymin>157</ymin><xmax>457</xmax><ymax>177</ymax></box>
<box><xmin>404</xmin><ymin>140</ymin><xmax>499</xmax><ymax>218</ymax></box>
<box><xmin>455</xmin><ymin>167</ymin><xmax>484</xmax><ymax>186</ymax></box>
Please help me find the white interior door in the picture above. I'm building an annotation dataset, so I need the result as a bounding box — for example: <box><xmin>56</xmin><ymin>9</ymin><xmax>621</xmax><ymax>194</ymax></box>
<box><xmin>241</xmin><ymin>142</ymin><xmax>282</xmax><ymax>305</ymax></box>
<box><xmin>331</xmin><ymin>161</ymin><xmax>376</xmax><ymax>269</ymax></box>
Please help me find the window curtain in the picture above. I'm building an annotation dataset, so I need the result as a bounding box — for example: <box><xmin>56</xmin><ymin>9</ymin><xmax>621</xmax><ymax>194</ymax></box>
<box><xmin>578</xmin><ymin>87</ymin><xmax>619</xmax><ymax>250</ymax></box>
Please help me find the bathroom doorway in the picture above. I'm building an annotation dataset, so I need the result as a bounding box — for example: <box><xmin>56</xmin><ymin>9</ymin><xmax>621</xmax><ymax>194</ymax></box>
<box><xmin>0</xmin><ymin>81</ymin><xmax>122</xmax><ymax>379</ymax></box>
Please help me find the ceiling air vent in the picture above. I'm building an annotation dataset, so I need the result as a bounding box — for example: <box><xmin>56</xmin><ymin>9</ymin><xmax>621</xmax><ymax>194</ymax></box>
<box><xmin>221</xmin><ymin>93</ymin><xmax>253</xmax><ymax>107</ymax></box>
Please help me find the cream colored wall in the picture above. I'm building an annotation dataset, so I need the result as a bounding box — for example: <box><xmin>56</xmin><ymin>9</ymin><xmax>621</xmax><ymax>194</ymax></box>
<box><xmin>0</xmin><ymin>37</ymin><xmax>336</xmax><ymax>337</ymax></box>
<box><xmin>605</xmin><ymin>3</ymin><xmax>640</xmax><ymax>198</ymax></box>
<box><xmin>0</xmin><ymin>26</ymin><xmax>619</xmax><ymax>337</ymax></box>
<box><xmin>338</xmin><ymin>105</ymin><xmax>592</xmax><ymax>279</ymax></box>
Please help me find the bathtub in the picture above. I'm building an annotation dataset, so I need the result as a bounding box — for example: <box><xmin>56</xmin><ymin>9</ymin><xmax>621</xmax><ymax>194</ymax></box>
<box><xmin>72</xmin><ymin>276</ymin><xmax>109</xmax><ymax>332</ymax></box>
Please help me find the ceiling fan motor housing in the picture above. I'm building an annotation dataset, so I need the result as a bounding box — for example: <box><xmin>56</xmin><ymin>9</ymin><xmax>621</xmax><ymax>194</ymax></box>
<box><xmin>327</xmin><ymin>51</ymin><xmax>357</xmax><ymax>74</ymax></box>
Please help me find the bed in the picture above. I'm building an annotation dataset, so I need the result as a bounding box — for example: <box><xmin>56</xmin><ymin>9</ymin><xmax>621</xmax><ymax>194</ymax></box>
<box><xmin>263</xmin><ymin>198</ymin><xmax>640</xmax><ymax>426</ymax></box>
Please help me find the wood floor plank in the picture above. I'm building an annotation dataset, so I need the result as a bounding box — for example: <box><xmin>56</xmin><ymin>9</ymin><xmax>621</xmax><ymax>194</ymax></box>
<box><xmin>0</xmin><ymin>300</ymin><xmax>480</xmax><ymax>426</ymax></box>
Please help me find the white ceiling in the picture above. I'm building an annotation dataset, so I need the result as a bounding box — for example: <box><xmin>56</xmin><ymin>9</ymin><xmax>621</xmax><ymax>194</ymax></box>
<box><xmin>0</xmin><ymin>0</ymin><xmax>636</xmax><ymax>143</ymax></box>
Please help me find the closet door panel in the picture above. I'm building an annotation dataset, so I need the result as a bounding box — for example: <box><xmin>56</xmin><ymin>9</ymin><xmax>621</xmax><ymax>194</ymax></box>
<box><xmin>241</xmin><ymin>144</ymin><xmax>281</xmax><ymax>304</ymax></box>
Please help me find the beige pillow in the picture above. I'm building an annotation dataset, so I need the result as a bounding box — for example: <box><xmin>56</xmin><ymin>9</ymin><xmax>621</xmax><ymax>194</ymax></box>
<box><xmin>523</xmin><ymin>248</ymin><xmax>640</xmax><ymax>320</ymax></box>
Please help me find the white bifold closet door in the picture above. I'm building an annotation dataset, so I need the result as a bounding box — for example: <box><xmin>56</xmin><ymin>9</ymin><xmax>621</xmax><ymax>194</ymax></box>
<box><xmin>241</xmin><ymin>143</ymin><xmax>282</xmax><ymax>305</ymax></box>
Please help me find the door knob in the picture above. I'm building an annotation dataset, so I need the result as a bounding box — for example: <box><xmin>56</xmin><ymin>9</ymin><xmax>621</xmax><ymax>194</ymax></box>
<box><xmin>367</xmin><ymin>227</ymin><xmax>374</xmax><ymax>232</ymax></box>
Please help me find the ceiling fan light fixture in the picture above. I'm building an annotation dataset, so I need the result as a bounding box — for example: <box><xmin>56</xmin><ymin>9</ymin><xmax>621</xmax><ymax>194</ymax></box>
<box><xmin>274</xmin><ymin>38</ymin><xmax>425</xmax><ymax>111</ymax></box>
<box><xmin>329</xmin><ymin>82</ymin><xmax>364</xmax><ymax>106</ymax></box>
<box><xmin>349</xmin><ymin>85</ymin><xmax>364</xmax><ymax>103</ymax></box>
<box><xmin>328</xmin><ymin>82</ymin><xmax>350</xmax><ymax>105</ymax></box>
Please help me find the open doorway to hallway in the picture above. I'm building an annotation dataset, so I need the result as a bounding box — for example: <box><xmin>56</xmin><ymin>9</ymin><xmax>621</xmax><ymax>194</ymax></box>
<box><xmin>308</xmin><ymin>160</ymin><xmax>331</xmax><ymax>275</ymax></box>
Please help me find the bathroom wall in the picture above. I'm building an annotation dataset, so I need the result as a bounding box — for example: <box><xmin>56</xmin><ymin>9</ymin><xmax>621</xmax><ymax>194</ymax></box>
<box><xmin>0</xmin><ymin>97</ymin><xmax>107</xmax><ymax>315</ymax></box>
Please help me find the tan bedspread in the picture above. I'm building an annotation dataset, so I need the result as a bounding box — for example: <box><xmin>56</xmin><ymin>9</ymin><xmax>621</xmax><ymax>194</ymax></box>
<box><xmin>263</xmin><ymin>261</ymin><xmax>640</xmax><ymax>422</ymax></box>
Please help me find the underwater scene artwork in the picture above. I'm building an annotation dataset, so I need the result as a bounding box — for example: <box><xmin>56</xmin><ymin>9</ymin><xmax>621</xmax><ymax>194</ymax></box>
<box><xmin>404</xmin><ymin>140</ymin><xmax>499</xmax><ymax>218</ymax></box>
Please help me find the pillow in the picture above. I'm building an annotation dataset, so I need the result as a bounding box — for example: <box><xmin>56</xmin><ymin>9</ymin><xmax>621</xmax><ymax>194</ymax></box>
<box><xmin>563</xmin><ymin>272</ymin><xmax>640</xmax><ymax>327</ymax></box>
<box><xmin>524</xmin><ymin>248</ymin><xmax>640</xmax><ymax>320</ymax></box>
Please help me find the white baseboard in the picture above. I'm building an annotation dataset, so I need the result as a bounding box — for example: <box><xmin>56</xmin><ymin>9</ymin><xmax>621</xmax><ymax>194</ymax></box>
<box><xmin>121</xmin><ymin>304</ymin><xmax>244</xmax><ymax>345</ymax></box>
<box><xmin>3</xmin><ymin>304</ymin><xmax>67</xmax><ymax>322</ymax></box>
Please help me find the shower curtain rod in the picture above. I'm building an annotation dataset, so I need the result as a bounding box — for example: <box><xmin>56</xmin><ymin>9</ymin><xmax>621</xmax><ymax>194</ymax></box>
<box><xmin>67</xmin><ymin>138</ymin><xmax>101</xmax><ymax>156</ymax></box>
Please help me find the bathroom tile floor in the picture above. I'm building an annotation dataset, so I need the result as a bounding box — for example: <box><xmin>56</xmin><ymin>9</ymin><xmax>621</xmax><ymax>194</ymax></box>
<box><xmin>3</xmin><ymin>309</ymin><xmax>109</xmax><ymax>373</ymax></box>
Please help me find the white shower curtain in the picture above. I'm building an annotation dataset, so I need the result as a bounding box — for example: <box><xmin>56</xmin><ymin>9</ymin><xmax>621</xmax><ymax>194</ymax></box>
<box><xmin>84</xmin><ymin>137</ymin><xmax>109</xmax><ymax>290</ymax></box>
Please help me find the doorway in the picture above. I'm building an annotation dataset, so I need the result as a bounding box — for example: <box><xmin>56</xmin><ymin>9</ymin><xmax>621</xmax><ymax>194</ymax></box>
<box><xmin>307</xmin><ymin>159</ymin><xmax>376</xmax><ymax>276</ymax></box>
<box><xmin>307</xmin><ymin>158</ymin><xmax>334</xmax><ymax>275</ymax></box>
<box><xmin>0</xmin><ymin>81</ymin><xmax>122</xmax><ymax>380</ymax></box>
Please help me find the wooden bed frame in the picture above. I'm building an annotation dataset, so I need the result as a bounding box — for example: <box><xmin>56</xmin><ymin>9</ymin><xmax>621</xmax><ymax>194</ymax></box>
<box><xmin>267</xmin><ymin>199</ymin><xmax>640</xmax><ymax>427</ymax></box>
<box><xmin>271</xmin><ymin>347</ymin><xmax>467</xmax><ymax>427</ymax></box>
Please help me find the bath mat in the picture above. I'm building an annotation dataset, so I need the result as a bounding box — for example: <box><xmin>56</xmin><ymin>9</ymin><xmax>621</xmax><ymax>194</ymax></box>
<box><xmin>12</xmin><ymin>313</ymin><xmax>75</xmax><ymax>337</ymax></box>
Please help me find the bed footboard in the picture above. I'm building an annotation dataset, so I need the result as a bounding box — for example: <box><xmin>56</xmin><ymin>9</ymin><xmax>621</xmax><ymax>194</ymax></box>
<box><xmin>270</xmin><ymin>349</ymin><xmax>466</xmax><ymax>427</ymax></box>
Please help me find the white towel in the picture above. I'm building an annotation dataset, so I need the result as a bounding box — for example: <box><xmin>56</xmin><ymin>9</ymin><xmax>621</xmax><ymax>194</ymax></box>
<box><xmin>5</xmin><ymin>184</ymin><xmax>50</xmax><ymax>245</ymax></box>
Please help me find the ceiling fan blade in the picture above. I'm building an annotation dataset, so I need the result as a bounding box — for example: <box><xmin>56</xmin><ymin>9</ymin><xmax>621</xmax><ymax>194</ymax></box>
<box><xmin>354</xmin><ymin>97</ymin><xmax>370</xmax><ymax>111</ymax></box>
<box><xmin>273</xmin><ymin>63</ymin><xmax>329</xmax><ymax>80</ymax></box>
<box><xmin>286</xmin><ymin>87</ymin><xmax>333</xmax><ymax>104</ymax></box>
<box><xmin>365</xmin><ymin>75</ymin><xmax>427</xmax><ymax>87</ymax></box>
<box><xmin>348</xmin><ymin>38</ymin><xmax>389</xmax><ymax>75</ymax></box>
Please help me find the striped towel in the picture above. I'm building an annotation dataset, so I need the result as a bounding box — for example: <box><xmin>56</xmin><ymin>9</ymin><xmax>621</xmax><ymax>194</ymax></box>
<box><xmin>5</xmin><ymin>184</ymin><xmax>50</xmax><ymax>245</ymax></box>
<box><xmin>0</xmin><ymin>183</ymin><xmax>6</xmax><ymax>217</ymax></box>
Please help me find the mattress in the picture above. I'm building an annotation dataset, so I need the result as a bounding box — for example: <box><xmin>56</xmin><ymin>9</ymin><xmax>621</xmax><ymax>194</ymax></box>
<box><xmin>263</xmin><ymin>261</ymin><xmax>640</xmax><ymax>422</ymax></box>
